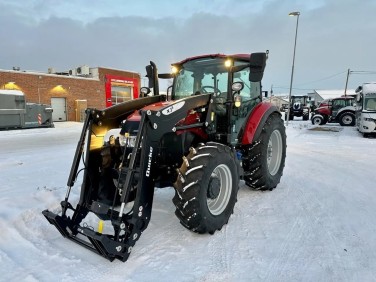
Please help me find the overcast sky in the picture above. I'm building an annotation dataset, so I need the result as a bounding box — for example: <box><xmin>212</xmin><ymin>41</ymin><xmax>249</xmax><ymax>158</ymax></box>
<box><xmin>1</xmin><ymin>0</ymin><xmax>375</xmax><ymax>94</ymax></box>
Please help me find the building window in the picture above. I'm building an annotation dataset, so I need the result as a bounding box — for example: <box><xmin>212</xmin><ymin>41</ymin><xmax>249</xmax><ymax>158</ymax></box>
<box><xmin>111</xmin><ymin>84</ymin><xmax>132</xmax><ymax>105</ymax></box>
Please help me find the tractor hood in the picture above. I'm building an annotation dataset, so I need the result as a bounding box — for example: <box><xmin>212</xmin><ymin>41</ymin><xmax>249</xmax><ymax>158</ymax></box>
<box><xmin>126</xmin><ymin>100</ymin><xmax>184</xmax><ymax>122</ymax></box>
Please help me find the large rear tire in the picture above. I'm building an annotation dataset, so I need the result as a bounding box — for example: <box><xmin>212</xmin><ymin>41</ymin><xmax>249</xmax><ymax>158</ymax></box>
<box><xmin>338</xmin><ymin>112</ymin><xmax>355</xmax><ymax>126</ymax></box>
<box><xmin>173</xmin><ymin>142</ymin><xmax>239</xmax><ymax>234</ymax></box>
<box><xmin>242</xmin><ymin>113</ymin><xmax>286</xmax><ymax>190</ymax></box>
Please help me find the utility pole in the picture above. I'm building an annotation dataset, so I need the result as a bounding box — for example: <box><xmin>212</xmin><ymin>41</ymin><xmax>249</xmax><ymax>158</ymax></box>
<box><xmin>344</xmin><ymin>68</ymin><xmax>350</xmax><ymax>97</ymax></box>
<box><xmin>286</xmin><ymin>11</ymin><xmax>300</xmax><ymax>126</ymax></box>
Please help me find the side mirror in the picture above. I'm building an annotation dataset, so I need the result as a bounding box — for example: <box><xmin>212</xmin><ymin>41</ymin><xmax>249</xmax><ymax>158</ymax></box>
<box><xmin>249</xmin><ymin>52</ymin><xmax>266</xmax><ymax>82</ymax></box>
<box><xmin>232</xmin><ymin>81</ymin><xmax>244</xmax><ymax>93</ymax></box>
<box><xmin>232</xmin><ymin>82</ymin><xmax>244</xmax><ymax>107</ymax></box>
<box><xmin>140</xmin><ymin>87</ymin><xmax>151</xmax><ymax>98</ymax></box>
<box><xmin>166</xmin><ymin>85</ymin><xmax>173</xmax><ymax>100</ymax></box>
<box><xmin>356</xmin><ymin>93</ymin><xmax>362</xmax><ymax>102</ymax></box>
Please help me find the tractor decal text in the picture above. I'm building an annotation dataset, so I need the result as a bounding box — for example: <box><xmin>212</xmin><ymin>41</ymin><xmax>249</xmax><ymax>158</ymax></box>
<box><xmin>146</xmin><ymin>146</ymin><xmax>153</xmax><ymax>177</ymax></box>
<box><xmin>162</xmin><ymin>101</ymin><xmax>185</xmax><ymax>115</ymax></box>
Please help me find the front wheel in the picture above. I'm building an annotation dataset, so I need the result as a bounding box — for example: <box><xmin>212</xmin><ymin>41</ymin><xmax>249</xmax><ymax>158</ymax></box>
<box><xmin>311</xmin><ymin>115</ymin><xmax>324</xmax><ymax>125</ymax></box>
<box><xmin>173</xmin><ymin>142</ymin><xmax>239</xmax><ymax>234</ymax></box>
<box><xmin>243</xmin><ymin>113</ymin><xmax>286</xmax><ymax>190</ymax></box>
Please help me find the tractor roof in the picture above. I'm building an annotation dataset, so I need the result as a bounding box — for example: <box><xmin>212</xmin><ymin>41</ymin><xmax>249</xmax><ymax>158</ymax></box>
<box><xmin>334</xmin><ymin>96</ymin><xmax>355</xmax><ymax>100</ymax></box>
<box><xmin>172</xmin><ymin>53</ymin><xmax>250</xmax><ymax>66</ymax></box>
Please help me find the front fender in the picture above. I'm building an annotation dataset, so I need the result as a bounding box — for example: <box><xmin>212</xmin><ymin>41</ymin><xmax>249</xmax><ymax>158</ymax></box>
<box><xmin>240</xmin><ymin>102</ymin><xmax>280</xmax><ymax>145</ymax></box>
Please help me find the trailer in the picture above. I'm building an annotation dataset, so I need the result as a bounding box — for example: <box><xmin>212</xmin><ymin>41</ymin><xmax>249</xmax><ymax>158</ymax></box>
<box><xmin>355</xmin><ymin>83</ymin><xmax>376</xmax><ymax>137</ymax></box>
<box><xmin>0</xmin><ymin>90</ymin><xmax>54</xmax><ymax>130</ymax></box>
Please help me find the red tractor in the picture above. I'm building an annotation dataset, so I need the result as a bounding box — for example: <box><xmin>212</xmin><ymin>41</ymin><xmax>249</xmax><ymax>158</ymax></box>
<box><xmin>43</xmin><ymin>52</ymin><xmax>286</xmax><ymax>262</ymax></box>
<box><xmin>311</xmin><ymin>96</ymin><xmax>356</xmax><ymax>126</ymax></box>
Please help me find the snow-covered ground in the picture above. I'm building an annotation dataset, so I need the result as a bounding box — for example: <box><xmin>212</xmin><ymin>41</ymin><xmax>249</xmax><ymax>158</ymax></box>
<box><xmin>0</xmin><ymin>120</ymin><xmax>375</xmax><ymax>282</ymax></box>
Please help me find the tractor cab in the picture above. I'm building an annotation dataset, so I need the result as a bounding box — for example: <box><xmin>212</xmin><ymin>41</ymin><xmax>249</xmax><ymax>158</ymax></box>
<box><xmin>143</xmin><ymin>53</ymin><xmax>267</xmax><ymax>145</ymax></box>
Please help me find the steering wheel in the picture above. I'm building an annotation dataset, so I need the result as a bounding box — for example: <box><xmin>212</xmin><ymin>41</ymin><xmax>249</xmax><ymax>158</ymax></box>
<box><xmin>200</xmin><ymin>86</ymin><xmax>222</xmax><ymax>96</ymax></box>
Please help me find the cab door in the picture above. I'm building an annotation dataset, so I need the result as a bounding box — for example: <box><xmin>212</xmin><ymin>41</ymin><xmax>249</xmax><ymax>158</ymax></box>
<box><xmin>331</xmin><ymin>99</ymin><xmax>345</xmax><ymax>118</ymax></box>
<box><xmin>231</xmin><ymin>67</ymin><xmax>261</xmax><ymax>144</ymax></box>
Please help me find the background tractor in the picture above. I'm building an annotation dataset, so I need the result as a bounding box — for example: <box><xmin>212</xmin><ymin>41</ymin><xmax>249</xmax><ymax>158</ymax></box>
<box><xmin>285</xmin><ymin>95</ymin><xmax>310</xmax><ymax>121</ymax></box>
<box><xmin>43</xmin><ymin>52</ymin><xmax>286</xmax><ymax>262</ymax></box>
<box><xmin>311</xmin><ymin>96</ymin><xmax>356</xmax><ymax>126</ymax></box>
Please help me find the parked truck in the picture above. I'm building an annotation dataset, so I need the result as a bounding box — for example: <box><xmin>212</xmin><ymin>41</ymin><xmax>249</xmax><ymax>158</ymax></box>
<box><xmin>0</xmin><ymin>90</ymin><xmax>53</xmax><ymax>130</ymax></box>
<box><xmin>355</xmin><ymin>82</ymin><xmax>376</xmax><ymax>137</ymax></box>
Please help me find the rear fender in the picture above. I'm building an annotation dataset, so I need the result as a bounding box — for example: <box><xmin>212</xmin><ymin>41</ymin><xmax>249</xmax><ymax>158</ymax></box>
<box><xmin>240</xmin><ymin>102</ymin><xmax>280</xmax><ymax>145</ymax></box>
<box><xmin>336</xmin><ymin>106</ymin><xmax>355</xmax><ymax>117</ymax></box>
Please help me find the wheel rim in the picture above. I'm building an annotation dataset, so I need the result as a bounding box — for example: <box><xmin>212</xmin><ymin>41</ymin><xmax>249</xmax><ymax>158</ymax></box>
<box><xmin>267</xmin><ymin>130</ymin><xmax>283</xmax><ymax>176</ymax></box>
<box><xmin>207</xmin><ymin>164</ymin><xmax>232</xmax><ymax>216</ymax></box>
<box><xmin>342</xmin><ymin>115</ymin><xmax>353</xmax><ymax>125</ymax></box>
<box><xmin>313</xmin><ymin>117</ymin><xmax>321</xmax><ymax>125</ymax></box>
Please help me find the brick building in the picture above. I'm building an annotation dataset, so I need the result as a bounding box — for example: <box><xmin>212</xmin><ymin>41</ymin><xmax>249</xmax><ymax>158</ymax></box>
<box><xmin>0</xmin><ymin>66</ymin><xmax>141</xmax><ymax>122</ymax></box>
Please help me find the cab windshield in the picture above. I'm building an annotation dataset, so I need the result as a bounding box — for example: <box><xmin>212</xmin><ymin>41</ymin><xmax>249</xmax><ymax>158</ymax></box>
<box><xmin>292</xmin><ymin>96</ymin><xmax>307</xmax><ymax>103</ymax></box>
<box><xmin>172</xmin><ymin>57</ymin><xmax>260</xmax><ymax>102</ymax></box>
<box><xmin>364</xmin><ymin>94</ymin><xmax>376</xmax><ymax>111</ymax></box>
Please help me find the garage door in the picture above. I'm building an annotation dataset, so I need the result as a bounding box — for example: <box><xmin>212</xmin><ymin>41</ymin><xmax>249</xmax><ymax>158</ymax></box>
<box><xmin>51</xmin><ymin>97</ymin><xmax>67</xmax><ymax>121</ymax></box>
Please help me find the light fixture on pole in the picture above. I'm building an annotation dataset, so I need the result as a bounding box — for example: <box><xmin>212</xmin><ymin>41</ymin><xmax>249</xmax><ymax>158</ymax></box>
<box><xmin>286</xmin><ymin>11</ymin><xmax>300</xmax><ymax>126</ymax></box>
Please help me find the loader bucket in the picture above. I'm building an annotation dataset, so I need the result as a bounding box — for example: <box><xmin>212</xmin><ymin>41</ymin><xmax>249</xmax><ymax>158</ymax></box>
<box><xmin>42</xmin><ymin>209</ymin><xmax>130</xmax><ymax>261</ymax></box>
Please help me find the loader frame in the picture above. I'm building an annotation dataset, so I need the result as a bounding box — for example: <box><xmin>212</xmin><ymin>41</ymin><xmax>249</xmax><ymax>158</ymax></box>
<box><xmin>43</xmin><ymin>93</ymin><xmax>215</xmax><ymax>261</ymax></box>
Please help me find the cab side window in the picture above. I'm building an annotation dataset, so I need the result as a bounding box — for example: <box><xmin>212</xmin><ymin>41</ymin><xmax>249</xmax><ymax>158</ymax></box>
<box><xmin>233</xmin><ymin>67</ymin><xmax>259</xmax><ymax>101</ymax></box>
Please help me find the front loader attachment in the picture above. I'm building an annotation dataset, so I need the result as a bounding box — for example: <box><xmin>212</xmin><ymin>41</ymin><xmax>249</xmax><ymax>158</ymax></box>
<box><xmin>42</xmin><ymin>93</ymin><xmax>213</xmax><ymax>262</ymax></box>
<box><xmin>43</xmin><ymin>95</ymin><xmax>165</xmax><ymax>261</ymax></box>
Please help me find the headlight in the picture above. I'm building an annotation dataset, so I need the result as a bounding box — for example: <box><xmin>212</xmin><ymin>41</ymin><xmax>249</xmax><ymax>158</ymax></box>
<box><xmin>364</xmin><ymin>117</ymin><xmax>375</xmax><ymax>122</ymax></box>
<box><xmin>119</xmin><ymin>134</ymin><xmax>137</xmax><ymax>147</ymax></box>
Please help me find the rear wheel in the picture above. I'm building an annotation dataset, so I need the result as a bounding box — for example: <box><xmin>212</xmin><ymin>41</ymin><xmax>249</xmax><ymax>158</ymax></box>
<box><xmin>338</xmin><ymin>112</ymin><xmax>355</xmax><ymax>126</ymax></box>
<box><xmin>243</xmin><ymin>113</ymin><xmax>286</xmax><ymax>190</ymax></box>
<box><xmin>172</xmin><ymin>143</ymin><xmax>239</xmax><ymax>234</ymax></box>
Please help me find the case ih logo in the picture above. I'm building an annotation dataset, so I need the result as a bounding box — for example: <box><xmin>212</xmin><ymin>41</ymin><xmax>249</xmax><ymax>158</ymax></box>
<box><xmin>162</xmin><ymin>101</ymin><xmax>185</xmax><ymax>115</ymax></box>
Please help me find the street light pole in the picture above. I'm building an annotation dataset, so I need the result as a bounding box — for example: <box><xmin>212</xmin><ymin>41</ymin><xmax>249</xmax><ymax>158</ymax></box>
<box><xmin>286</xmin><ymin>11</ymin><xmax>300</xmax><ymax>126</ymax></box>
